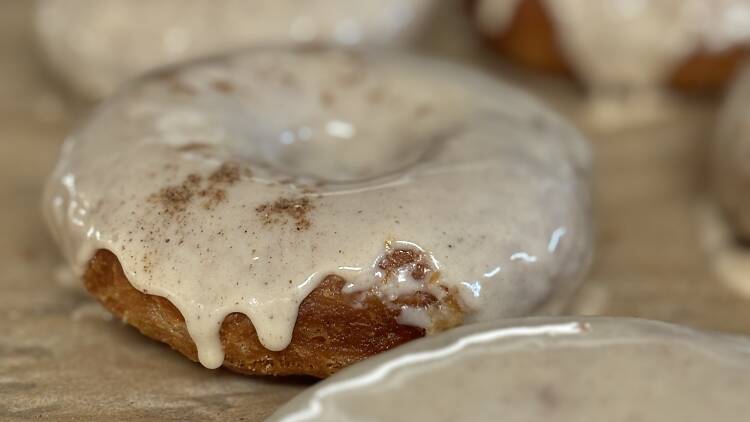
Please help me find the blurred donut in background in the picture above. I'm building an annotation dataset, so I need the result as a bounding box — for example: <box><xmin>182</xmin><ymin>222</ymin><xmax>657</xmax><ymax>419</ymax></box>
<box><xmin>35</xmin><ymin>0</ymin><xmax>437</xmax><ymax>99</ymax></box>
<box><xmin>472</xmin><ymin>0</ymin><xmax>750</xmax><ymax>94</ymax></box>
<box><xmin>714</xmin><ymin>64</ymin><xmax>750</xmax><ymax>240</ymax></box>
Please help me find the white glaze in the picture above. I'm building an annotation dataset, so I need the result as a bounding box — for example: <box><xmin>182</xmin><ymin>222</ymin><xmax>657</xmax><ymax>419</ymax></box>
<box><xmin>476</xmin><ymin>0</ymin><xmax>750</xmax><ymax>90</ymax></box>
<box><xmin>269</xmin><ymin>317</ymin><xmax>750</xmax><ymax>422</ymax></box>
<box><xmin>43</xmin><ymin>48</ymin><xmax>591</xmax><ymax>369</ymax></box>
<box><xmin>35</xmin><ymin>0</ymin><xmax>437</xmax><ymax>98</ymax></box>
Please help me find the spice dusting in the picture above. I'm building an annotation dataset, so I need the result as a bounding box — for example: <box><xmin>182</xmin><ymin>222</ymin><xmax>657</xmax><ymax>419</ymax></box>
<box><xmin>256</xmin><ymin>197</ymin><xmax>315</xmax><ymax>231</ymax></box>
<box><xmin>149</xmin><ymin>162</ymin><xmax>247</xmax><ymax>213</ymax></box>
<box><xmin>208</xmin><ymin>162</ymin><xmax>242</xmax><ymax>184</ymax></box>
<box><xmin>150</xmin><ymin>174</ymin><xmax>201</xmax><ymax>215</ymax></box>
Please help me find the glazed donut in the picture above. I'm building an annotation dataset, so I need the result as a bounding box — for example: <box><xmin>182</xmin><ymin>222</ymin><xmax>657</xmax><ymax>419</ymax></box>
<box><xmin>714</xmin><ymin>65</ymin><xmax>750</xmax><ymax>240</ymax></box>
<box><xmin>473</xmin><ymin>0</ymin><xmax>750</xmax><ymax>93</ymax></box>
<box><xmin>35</xmin><ymin>0</ymin><xmax>437</xmax><ymax>98</ymax></box>
<box><xmin>43</xmin><ymin>47</ymin><xmax>592</xmax><ymax>377</ymax></box>
<box><xmin>270</xmin><ymin>317</ymin><xmax>750</xmax><ymax>421</ymax></box>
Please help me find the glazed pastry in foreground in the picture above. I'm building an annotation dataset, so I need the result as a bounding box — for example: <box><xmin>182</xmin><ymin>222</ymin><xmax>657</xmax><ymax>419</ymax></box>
<box><xmin>714</xmin><ymin>66</ymin><xmax>750</xmax><ymax>240</ymax></box>
<box><xmin>473</xmin><ymin>0</ymin><xmax>750</xmax><ymax>93</ymax></box>
<box><xmin>43</xmin><ymin>47</ymin><xmax>592</xmax><ymax>377</ymax></box>
<box><xmin>35</xmin><ymin>0</ymin><xmax>437</xmax><ymax>98</ymax></box>
<box><xmin>269</xmin><ymin>317</ymin><xmax>750</xmax><ymax>421</ymax></box>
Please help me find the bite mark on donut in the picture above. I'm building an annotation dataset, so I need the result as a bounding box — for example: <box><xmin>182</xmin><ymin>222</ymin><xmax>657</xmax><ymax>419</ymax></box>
<box><xmin>375</xmin><ymin>247</ymin><xmax>443</xmax><ymax>294</ymax></box>
<box><xmin>255</xmin><ymin>197</ymin><xmax>315</xmax><ymax>231</ymax></box>
<box><xmin>378</xmin><ymin>249</ymin><xmax>431</xmax><ymax>282</ymax></box>
<box><xmin>361</xmin><ymin>244</ymin><xmax>468</xmax><ymax>333</ymax></box>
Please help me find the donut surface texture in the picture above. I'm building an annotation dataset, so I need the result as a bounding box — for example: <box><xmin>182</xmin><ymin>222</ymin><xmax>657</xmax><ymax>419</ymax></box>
<box><xmin>474</xmin><ymin>0</ymin><xmax>750</xmax><ymax>92</ymax></box>
<box><xmin>35</xmin><ymin>0</ymin><xmax>437</xmax><ymax>98</ymax></box>
<box><xmin>44</xmin><ymin>47</ymin><xmax>592</xmax><ymax>376</ymax></box>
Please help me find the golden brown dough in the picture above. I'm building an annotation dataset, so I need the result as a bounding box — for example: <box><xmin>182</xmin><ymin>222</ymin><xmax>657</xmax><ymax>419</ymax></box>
<box><xmin>84</xmin><ymin>250</ymin><xmax>463</xmax><ymax>378</ymax></box>
<box><xmin>478</xmin><ymin>0</ymin><xmax>748</xmax><ymax>92</ymax></box>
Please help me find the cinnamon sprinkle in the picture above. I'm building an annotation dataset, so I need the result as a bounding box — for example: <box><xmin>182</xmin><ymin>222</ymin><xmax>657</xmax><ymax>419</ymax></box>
<box><xmin>150</xmin><ymin>174</ymin><xmax>201</xmax><ymax>215</ymax></box>
<box><xmin>149</xmin><ymin>162</ymin><xmax>247</xmax><ymax>213</ymax></box>
<box><xmin>255</xmin><ymin>197</ymin><xmax>315</xmax><ymax>231</ymax></box>
<box><xmin>208</xmin><ymin>162</ymin><xmax>242</xmax><ymax>184</ymax></box>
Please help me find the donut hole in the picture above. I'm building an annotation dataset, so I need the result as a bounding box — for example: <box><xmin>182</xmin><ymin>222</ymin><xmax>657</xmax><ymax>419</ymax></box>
<box><xmin>252</xmin><ymin>90</ymin><xmax>463</xmax><ymax>183</ymax></box>
<box><xmin>202</xmin><ymin>50</ymin><xmax>468</xmax><ymax>183</ymax></box>
<box><xmin>257</xmin><ymin>116</ymin><xmax>443</xmax><ymax>183</ymax></box>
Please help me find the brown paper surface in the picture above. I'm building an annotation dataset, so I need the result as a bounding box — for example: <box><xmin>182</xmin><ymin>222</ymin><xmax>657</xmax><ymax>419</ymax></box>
<box><xmin>3</xmin><ymin>1</ymin><xmax>750</xmax><ymax>420</ymax></box>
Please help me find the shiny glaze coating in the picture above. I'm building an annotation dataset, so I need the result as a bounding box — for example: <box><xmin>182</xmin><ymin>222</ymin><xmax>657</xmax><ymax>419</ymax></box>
<box><xmin>43</xmin><ymin>47</ymin><xmax>591</xmax><ymax>369</ymax></box>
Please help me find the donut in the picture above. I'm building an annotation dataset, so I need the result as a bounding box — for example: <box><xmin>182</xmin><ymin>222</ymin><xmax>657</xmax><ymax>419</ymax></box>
<box><xmin>473</xmin><ymin>0</ymin><xmax>750</xmax><ymax>93</ymax></box>
<box><xmin>43</xmin><ymin>47</ymin><xmax>592</xmax><ymax>377</ymax></box>
<box><xmin>35</xmin><ymin>0</ymin><xmax>437</xmax><ymax>99</ymax></box>
<box><xmin>269</xmin><ymin>317</ymin><xmax>750</xmax><ymax>421</ymax></box>
<box><xmin>714</xmin><ymin>65</ymin><xmax>750</xmax><ymax>240</ymax></box>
